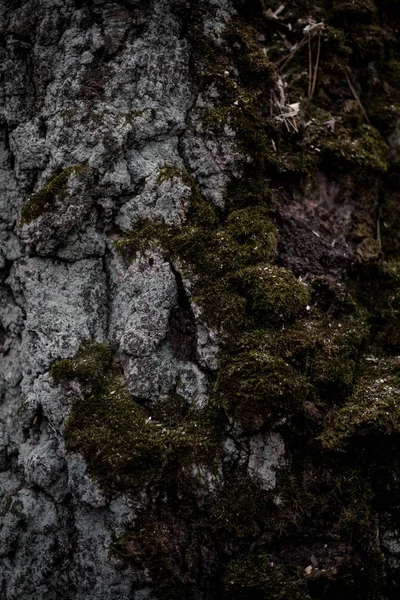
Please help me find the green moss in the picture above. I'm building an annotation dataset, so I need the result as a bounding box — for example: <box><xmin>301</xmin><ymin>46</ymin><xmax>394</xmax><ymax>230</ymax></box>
<box><xmin>222</xmin><ymin>552</ymin><xmax>305</xmax><ymax>600</ymax></box>
<box><xmin>310</xmin><ymin>317</ymin><xmax>366</xmax><ymax>394</ymax></box>
<box><xmin>50</xmin><ymin>340</ymin><xmax>113</xmax><ymax>386</ymax></box>
<box><xmin>225</xmin><ymin>175</ymin><xmax>276</xmax><ymax>211</ymax></box>
<box><xmin>122</xmin><ymin>109</ymin><xmax>147</xmax><ymax>124</ymax></box>
<box><xmin>266</xmin><ymin>311</ymin><xmax>367</xmax><ymax>399</ymax></box>
<box><xmin>116</xmin><ymin>168</ymin><xmax>278</xmax><ymax>339</ymax></box>
<box><xmin>216</xmin><ymin>333</ymin><xmax>313</xmax><ymax>431</ymax></box>
<box><xmin>201</xmin><ymin>95</ymin><xmax>269</xmax><ymax>169</ymax></box>
<box><xmin>320</xmin><ymin>356</ymin><xmax>400</xmax><ymax>449</ymax></box>
<box><xmin>224</xmin><ymin>19</ymin><xmax>276</xmax><ymax>85</ymax></box>
<box><xmin>322</xmin><ymin>124</ymin><xmax>389</xmax><ymax>172</ymax></box>
<box><xmin>156</xmin><ymin>164</ymin><xmax>192</xmax><ymax>186</ymax></box>
<box><xmin>209</xmin><ymin>471</ymin><xmax>272</xmax><ymax>539</ymax></box>
<box><xmin>226</xmin><ymin>206</ymin><xmax>277</xmax><ymax>263</ymax></box>
<box><xmin>50</xmin><ymin>341</ymin><xmax>212</xmax><ymax>492</ymax></box>
<box><xmin>233</xmin><ymin>265</ymin><xmax>310</xmax><ymax>326</ymax></box>
<box><xmin>19</xmin><ymin>166</ymin><xmax>85</xmax><ymax>226</ymax></box>
<box><xmin>114</xmin><ymin>217</ymin><xmax>168</xmax><ymax>260</ymax></box>
<box><xmin>114</xmin><ymin>519</ymin><xmax>201</xmax><ymax>599</ymax></box>
<box><xmin>332</xmin><ymin>0</ymin><xmax>376</xmax><ymax>17</ymax></box>
<box><xmin>284</xmin><ymin>102</ymin><xmax>390</xmax><ymax>173</ymax></box>
<box><xmin>351</xmin><ymin>261</ymin><xmax>400</xmax><ymax>349</ymax></box>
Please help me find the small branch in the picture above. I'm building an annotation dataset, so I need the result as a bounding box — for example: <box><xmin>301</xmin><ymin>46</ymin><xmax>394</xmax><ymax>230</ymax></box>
<box><xmin>345</xmin><ymin>72</ymin><xmax>371</xmax><ymax>125</ymax></box>
<box><xmin>277</xmin><ymin>22</ymin><xmax>324</xmax><ymax>72</ymax></box>
<box><xmin>376</xmin><ymin>208</ymin><xmax>382</xmax><ymax>252</ymax></box>
<box><xmin>310</xmin><ymin>30</ymin><xmax>321</xmax><ymax>100</ymax></box>
<box><xmin>308</xmin><ymin>35</ymin><xmax>312</xmax><ymax>99</ymax></box>
<box><xmin>277</xmin><ymin>36</ymin><xmax>308</xmax><ymax>71</ymax></box>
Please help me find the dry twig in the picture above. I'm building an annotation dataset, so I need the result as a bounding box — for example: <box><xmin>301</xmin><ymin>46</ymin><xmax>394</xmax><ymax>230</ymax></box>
<box><xmin>344</xmin><ymin>73</ymin><xmax>371</xmax><ymax>125</ymax></box>
<box><xmin>275</xmin><ymin>102</ymin><xmax>300</xmax><ymax>132</ymax></box>
<box><xmin>376</xmin><ymin>208</ymin><xmax>382</xmax><ymax>251</ymax></box>
<box><xmin>277</xmin><ymin>21</ymin><xmax>324</xmax><ymax>72</ymax></box>
<box><xmin>309</xmin><ymin>30</ymin><xmax>321</xmax><ymax>100</ymax></box>
<box><xmin>308</xmin><ymin>35</ymin><xmax>312</xmax><ymax>98</ymax></box>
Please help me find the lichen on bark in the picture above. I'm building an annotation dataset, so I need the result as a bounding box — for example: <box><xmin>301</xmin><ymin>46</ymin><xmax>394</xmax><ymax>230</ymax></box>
<box><xmin>3</xmin><ymin>0</ymin><xmax>400</xmax><ymax>598</ymax></box>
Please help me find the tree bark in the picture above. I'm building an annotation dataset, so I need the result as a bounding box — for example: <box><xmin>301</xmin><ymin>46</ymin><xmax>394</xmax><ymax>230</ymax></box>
<box><xmin>1</xmin><ymin>0</ymin><xmax>400</xmax><ymax>598</ymax></box>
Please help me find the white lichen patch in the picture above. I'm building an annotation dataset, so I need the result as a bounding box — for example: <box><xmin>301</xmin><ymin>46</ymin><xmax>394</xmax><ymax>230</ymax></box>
<box><xmin>247</xmin><ymin>432</ymin><xmax>286</xmax><ymax>491</ymax></box>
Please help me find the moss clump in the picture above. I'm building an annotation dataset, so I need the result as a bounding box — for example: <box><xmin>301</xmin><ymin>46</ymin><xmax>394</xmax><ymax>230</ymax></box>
<box><xmin>233</xmin><ymin>265</ymin><xmax>310</xmax><ymax>326</ymax></box>
<box><xmin>216</xmin><ymin>331</ymin><xmax>313</xmax><ymax>431</ymax></box>
<box><xmin>225</xmin><ymin>175</ymin><xmax>275</xmax><ymax>211</ymax></box>
<box><xmin>115</xmin><ymin>518</ymin><xmax>202</xmax><ymax>599</ymax></box>
<box><xmin>224</xmin><ymin>20</ymin><xmax>276</xmax><ymax>85</ymax></box>
<box><xmin>225</xmin><ymin>206</ymin><xmax>277</xmax><ymax>264</ymax></box>
<box><xmin>116</xmin><ymin>168</ymin><xmax>278</xmax><ymax>338</ymax></box>
<box><xmin>209</xmin><ymin>471</ymin><xmax>274</xmax><ymax>540</ymax></box>
<box><xmin>222</xmin><ymin>552</ymin><xmax>305</xmax><ymax>600</ymax></box>
<box><xmin>19</xmin><ymin>166</ymin><xmax>85</xmax><ymax>226</ymax></box>
<box><xmin>50</xmin><ymin>340</ymin><xmax>113</xmax><ymax>387</ymax></box>
<box><xmin>308</xmin><ymin>316</ymin><xmax>366</xmax><ymax>395</ymax></box>
<box><xmin>322</xmin><ymin>124</ymin><xmax>389</xmax><ymax>172</ymax></box>
<box><xmin>156</xmin><ymin>164</ymin><xmax>193</xmax><ymax>187</ymax></box>
<box><xmin>50</xmin><ymin>341</ymin><xmax>212</xmax><ymax>492</ymax></box>
<box><xmin>122</xmin><ymin>108</ymin><xmax>147</xmax><ymax>124</ymax></box>
<box><xmin>115</xmin><ymin>217</ymin><xmax>168</xmax><ymax>260</ymax></box>
<box><xmin>351</xmin><ymin>261</ymin><xmax>400</xmax><ymax>350</ymax></box>
<box><xmin>332</xmin><ymin>0</ymin><xmax>376</xmax><ymax>17</ymax></box>
<box><xmin>265</xmin><ymin>311</ymin><xmax>367</xmax><ymax>400</ymax></box>
<box><xmin>320</xmin><ymin>356</ymin><xmax>400</xmax><ymax>449</ymax></box>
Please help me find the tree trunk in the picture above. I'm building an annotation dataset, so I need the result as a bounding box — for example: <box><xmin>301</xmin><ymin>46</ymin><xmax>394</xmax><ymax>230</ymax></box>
<box><xmin>1</xmin><ymin>0</ymin><xmax>400</xmax><ymax>598</ymax></box>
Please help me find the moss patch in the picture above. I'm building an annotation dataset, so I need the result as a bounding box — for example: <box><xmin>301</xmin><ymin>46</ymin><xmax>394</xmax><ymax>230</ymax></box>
<box><xmin>222</xmin><ymin>552</ymin><xmax>306</xmax><ymax>600</ymax></box>
<box><xmin>19</xmin><ymin>166</ymin><xmax>85</xmax><ymax>226</ymax></box>
<box><xmin>233</xmin><ymin>264</ymin><xmax>310</xmax><ymax>325</ymax></box>
<box><xmin>50</xmin><ymin>341</ymin><xmax>214</xmax><ymax>492</ymax></box>
<box><xmin>320</xmin><ymin>356</ymin><xmax>400</xmax><ymax>449</ymax></box>
<box><xmin>116</xmin><ymin>165</ymin><xmax>278</xmax><ymax>338</ymax></box>
<box><xmin>216</xmin><ymin>333</ymin><xmax>313</xmax><ymax>431</ymax></box>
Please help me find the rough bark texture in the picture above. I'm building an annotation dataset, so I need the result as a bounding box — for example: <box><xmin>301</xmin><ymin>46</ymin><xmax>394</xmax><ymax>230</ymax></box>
<box><xmin>2</xmin><ymin>0</ymin><xmax>400</xmax><ymax>598</ymax></box>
